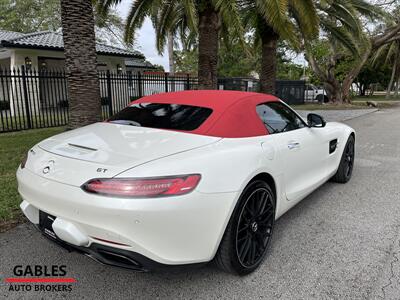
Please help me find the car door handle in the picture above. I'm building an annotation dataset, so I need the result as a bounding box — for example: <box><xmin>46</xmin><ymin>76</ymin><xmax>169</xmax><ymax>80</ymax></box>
<box><xmin>287</xmin><ymin>142</ymin><xmax>300</xmax><ymax>150</ymax></box>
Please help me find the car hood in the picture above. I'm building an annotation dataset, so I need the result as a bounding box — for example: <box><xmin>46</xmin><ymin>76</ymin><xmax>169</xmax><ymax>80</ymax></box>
<box><xmin>28</xmin><ymin>123</ymin><xmax>221</xmax><ymax>186</ymax></box>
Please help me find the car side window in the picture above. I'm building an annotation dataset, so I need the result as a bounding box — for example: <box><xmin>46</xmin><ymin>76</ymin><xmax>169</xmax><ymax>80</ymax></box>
<box><xmin>256</xmin><ymin>102</ymin><xmax>306</xmax><ymax>134</ymax></box>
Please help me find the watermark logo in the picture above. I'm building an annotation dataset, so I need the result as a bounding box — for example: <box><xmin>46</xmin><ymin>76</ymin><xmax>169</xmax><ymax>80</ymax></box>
<box><xmin>5</xmin><ymin>265</ymin><xmax>76</xmax><ymax>292</ymax></box>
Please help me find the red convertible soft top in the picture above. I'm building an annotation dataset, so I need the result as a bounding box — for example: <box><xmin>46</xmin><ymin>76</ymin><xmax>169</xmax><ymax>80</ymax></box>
<box><xmin>132</xmin><ymin>90</ymin><xmax>279</xmax><ymax>138</ymax></box>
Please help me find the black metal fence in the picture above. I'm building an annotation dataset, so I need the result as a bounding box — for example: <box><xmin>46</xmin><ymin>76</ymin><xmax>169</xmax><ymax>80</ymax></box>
<box><xmin>0</xmin><ymin>68</ymin><xmax>305</xmax><ymax>133</ymax></box>
<box><xmin>275</xmin><ymin>80</ymin><xmax>306</xmax><ymax>105</ymax></box>
<box><xmin>0</xmin><ymin>68</ymin><xmax>198</xmax><ymax>133</ymax></box>
<box><xmin>218</xmin><ymin>77</ymin><xmax>306</xmax><ymax>105</ymax></box>
<box><xmin>218</xmin><ymin>77</ymin><xmax>260</xmax><ymax>92</ymax></box>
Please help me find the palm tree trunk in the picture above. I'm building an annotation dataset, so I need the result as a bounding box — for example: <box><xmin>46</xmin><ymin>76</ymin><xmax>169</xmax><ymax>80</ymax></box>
<box><xmin>386</xmin><ymin>59</ymin><xmax>397</xmax><ymax>99</ymax></box>
<box><xmin>260</xmin><ymin>24</ymin><xmax>279</xmax><ymax>94</ymax></box>
<box><xmin>198</xmin><ymin>4</ymin><xmax>219</xmax><ymax>90</ymax></box>
<box><xmin>168</xmin><ymin>31</ymin><xmax>175</xmax><ymax>92</ymax></box>
<box><xmin>60</xmin><ymin>0</ymin><xmax>101</xmax><ymax>130</ymax></box>
<box><xmin>168</xmin><ymin>32</ymin><xmax>175</xmax><ymax>75</ymax></box>
<box><xmin>395</xmin><ymin>76</ymin><xmax>400</xmax><ymax>97</ymax></box>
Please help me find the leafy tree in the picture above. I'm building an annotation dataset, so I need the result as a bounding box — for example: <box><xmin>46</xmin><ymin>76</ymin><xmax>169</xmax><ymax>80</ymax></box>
<box><xmin>305</xmin><ymin>0</ymin><xmax>400</xmax><ymax>103</ymax></box>
<box><xmin>0</xmin><ymin>0</ymin><xmax>61</xmax><ymax>32</ymax></box>
<box><xmin>174</xmin><ymin>40</ymin><xmax>305</xmax><ymax>81</ymax></box>
<box><xmin>355</xmin><ymin>62</ymin><xmax>391</xmax><ymax>96</ymax></box>
<box><xmin>174</xmin><ymin>38</ymin><xmax>257</xmax><ymax>78</ymax></box>
<box><xmin>95</xmin><ymin>9</ymin><xmax>132</xmax><ymax>48</ymax></box>
<box><xmin>277</xmin><ymin>61</ymin><xmax>304</xmax><ymax>81</ymax></box>
<box><xmin>151</xmin><ymin>64</ymin><xmax>165</xmax><ymax>71</ymax></box>
<box><xmin>370</xmin><ymin>6</ymin><xmax>400</xmax><ymax>99</ymax></box>
<box><xmin>174</xmin><ymin>49</ymin><xmax>198</xmax><ymax>75</ymax></box>
<box><xmin>274</xmin><ymin>44</ymin><xmax>304</xmax><ymax>80</ymax></box>
<box><xmin>218</xmin><ymin>39</ymin><xmax>258</xmax><ymax>78</ymax></box>
<box><xmin>0</xmin><ymin>1</ymin><xmax>128</xmax><ymax>49</ymax></box>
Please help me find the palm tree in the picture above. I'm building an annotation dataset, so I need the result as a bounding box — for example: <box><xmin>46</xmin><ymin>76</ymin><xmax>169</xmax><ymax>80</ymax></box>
<box><xmin>60</xmin><ymin>0</ymin><xmax>102</xmax><ymax>129</ymax></box>
<box><xmin>372</xmin><ymin>40</ymin><xmax>400</xmax><ymax>99</ymax></box>
<box><xmin>241</xmin><ymin>0</ymin><xmax>319</xmax><ymax>94</ymax></box>
<box><xmin>96</xmin><ymin>0</ymin><xmax>242</xmax><ymax>89</ymax></box>
<box><xmin>305</xmin><ymin>0</ymin><xmax>395</xmax><ymax>103</ymax></box>
<box><xmin>152</xmin><ymin>1</ymin><xmax>198</xmax><ymax>77</ymax></box>
<box><xmin>371</xmin><ymin>7</ymin><xmax>400</xmax><ymax>99</ymax></box>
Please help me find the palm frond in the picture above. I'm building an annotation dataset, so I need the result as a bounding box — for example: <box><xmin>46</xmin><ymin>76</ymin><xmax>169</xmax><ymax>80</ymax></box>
<box><xmin>288</xmin><ymin>0</ymin><xmax>319</xmax><ymax>39</ymax></box>
<box><xmin>371</xmin><ymin>43</ymin><xmax>389</xmax><ymax>65</ymax></box>
<box><xmin>350</xmin><ymin>0</ymin><xmax>387</xmax><ymax>20</ymax></box>
<box><xmin>95</xmin><ymin>0</ymin><xmax>123</xmax><ymax>15</ymax></box>
<box><xmin>256</xmin><ymin>0</ymin><xmax>300</xmax><ymax>47</ymax></box>
<box><xmin>124</xmin><ymin>0</ymin><xmax>160</xmax><ymax>45</ymax></box>
<box><xmin>182</xmin><ymin>0</ymin><xmax>197</xmax><ymax>33</ymax></box>
<box><xmin>214</xmin><ymin>0</ymin><xmax>247</xmax><ymax>51</ymax></box>
<box><xmin>326</xmin><ymin>1</ymin><xmax>361</xmax><ymax>36</ymax></box>
<box><xmin>320</xmin><ymin>20</ymin><xmax>361</xmax><ymax>56</ymax></box>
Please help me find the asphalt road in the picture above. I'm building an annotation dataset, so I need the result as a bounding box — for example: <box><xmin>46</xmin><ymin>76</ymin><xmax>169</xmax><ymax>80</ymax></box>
<box><xmin>1</xmin><ymin>107</ymin><xmax>400</xmax><ymax>300</ymax></box>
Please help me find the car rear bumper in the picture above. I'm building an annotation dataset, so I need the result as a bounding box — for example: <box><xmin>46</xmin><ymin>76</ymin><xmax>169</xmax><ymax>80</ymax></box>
<box><xmin>17</xmin><ymin>167</ymin><xmax>239</xmax><ymax>266</ymax></box>
<box><xmin>32</xmin><ymin>223</ymin><xmax>205</xmax><ymax>272</ymax></box>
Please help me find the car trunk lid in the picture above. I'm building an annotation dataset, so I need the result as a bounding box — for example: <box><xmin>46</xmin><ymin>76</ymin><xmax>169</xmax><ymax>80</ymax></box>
<box><xmin>29</xmin><ymin>123</ymin><xmax>220</xmax><ymax>186</ymax></box>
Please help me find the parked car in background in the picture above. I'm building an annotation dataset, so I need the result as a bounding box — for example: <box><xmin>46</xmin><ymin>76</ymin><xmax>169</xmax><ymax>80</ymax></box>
<box><xmin>305</xmin><ymin>84</ymin><xmax>328</xmax><ymax>103</ymax></box>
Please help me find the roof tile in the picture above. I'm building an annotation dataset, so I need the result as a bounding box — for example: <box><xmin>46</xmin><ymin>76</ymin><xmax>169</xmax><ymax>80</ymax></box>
<box><xmin>0</xmin><ymin>30</ymin><xmax>143</xmax><ymax>58</ymax></box>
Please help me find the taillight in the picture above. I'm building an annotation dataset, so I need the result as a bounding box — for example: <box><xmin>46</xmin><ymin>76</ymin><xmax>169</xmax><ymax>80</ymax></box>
<box><xmin>82</xmin><ymin>174</ymin><xmax>201</xmax><ymax>198</ymax></box>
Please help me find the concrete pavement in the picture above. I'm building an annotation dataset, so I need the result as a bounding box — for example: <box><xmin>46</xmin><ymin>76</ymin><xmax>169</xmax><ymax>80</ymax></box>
<box><xmin>1</xmin><ymin>107</ymin><xmax>400</xmax><ymax>299</ymax></box>
<box><xmin>298</xmin><ymin>108</ymin><xmax>378</xmax><ymax>122</ymax></box>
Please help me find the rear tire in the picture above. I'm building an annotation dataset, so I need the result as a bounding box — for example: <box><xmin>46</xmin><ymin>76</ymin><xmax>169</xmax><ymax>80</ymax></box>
<box><xmin>214</xmin><ymin>180</ymin><xmax>275</xmax><ymax>275</ymax></box>
<box><xmin>316</xmin><ymin>94</ymin><xmax>329</xmax><ymax>103</ymax></box>
<box><xmin>332</xmin><ymin>135</ymin><xmax>355</xmax><ymax>183</ymax></box>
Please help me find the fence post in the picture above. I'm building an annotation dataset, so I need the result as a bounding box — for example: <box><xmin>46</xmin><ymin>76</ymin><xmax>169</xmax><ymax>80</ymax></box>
<box><xmin>138</xmin><ymin>72</ymin><xmax>143</xmax><ymax>97</ymax></box>
<box><xmin>21</xmin><ymin>66</ymin><xmax>32</xmax><ymax>129</ymax></box>
<box><xmin>106</xmin><ymin>70</ymin><xmax>113</xmax><ymax>116</ymax></box>
<box><xmin>186</xmin><ymin>74</ymin><xmax>190</xmax><ymax>90</ymax></box>
<box><xmin>165</xmin><ymin>72</ymin><xmax>169</xmax><ymax>92</ymax></box>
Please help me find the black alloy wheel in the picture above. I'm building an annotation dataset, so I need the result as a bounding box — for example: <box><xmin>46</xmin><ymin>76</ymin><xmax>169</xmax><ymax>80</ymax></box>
<box><xmin>214</xmin><ymin>180</ymin><xmax>275</xmax><ymax>275</ymax></box>
<box><xmin>332</xmin><ymin>135</ymin><xmax>355</xmax><ymax>183</ymax></box>
<box><xmin>236</xmin><ymin>187</ymin><xmax>274</xmax><ymax>268</ymax></box>
<box><xmin>344</xmin><ymin>138</ymin><xmax>355</xmax><ymax>178</ymax></box>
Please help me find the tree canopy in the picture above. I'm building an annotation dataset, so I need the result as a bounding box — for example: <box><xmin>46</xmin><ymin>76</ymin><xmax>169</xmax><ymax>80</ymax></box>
<box><xmin>0</xmin><ymin>0</ymin><xmax>61</xmax><ymax>32</ymax></box>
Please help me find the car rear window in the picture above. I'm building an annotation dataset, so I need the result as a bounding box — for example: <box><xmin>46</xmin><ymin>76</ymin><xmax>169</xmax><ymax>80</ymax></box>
<box><xmin>108</xmin><ymin>103</ymin><xmax>213</xmax><ymax>131</ymax></box>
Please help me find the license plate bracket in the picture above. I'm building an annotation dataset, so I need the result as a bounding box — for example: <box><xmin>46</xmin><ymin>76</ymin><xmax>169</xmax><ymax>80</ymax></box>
<box><xmin>39</xmin><ymin>210</ymin><xmax>58</xmax><ymax>240</ymax></box>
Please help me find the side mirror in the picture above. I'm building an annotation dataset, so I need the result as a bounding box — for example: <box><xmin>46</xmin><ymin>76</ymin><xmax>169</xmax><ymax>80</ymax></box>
<box><xmin>307</xmin><ymin>113</ymin><xmax>326</xmax><ymax>128</ymax></box>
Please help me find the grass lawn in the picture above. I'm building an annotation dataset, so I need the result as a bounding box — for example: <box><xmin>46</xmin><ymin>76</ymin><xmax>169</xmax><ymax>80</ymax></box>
<box><xmin>351</xmin><ymin>94</ymin><xmax>400</xmax><ymax>102</ymax></box>
<box><xmin>0</xmin><ymin>127</ymin><xmax>64</xmax><ymax>232</ymax></box>
<box><xmin>292</xmin><ymin>100</ymin><xmax>398</xmax><ymax>111</ymax></box>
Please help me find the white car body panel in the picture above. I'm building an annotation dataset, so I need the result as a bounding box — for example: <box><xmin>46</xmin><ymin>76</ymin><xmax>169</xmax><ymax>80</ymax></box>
<box><xmin>29</xmin><ymin>123</ymin><xmax>220</xmax><ymax>186</ymax></box>
<box><xmin>17</xmin><ymin>118</ymin><xmax>354</xmax><ymax>265</ymax></box>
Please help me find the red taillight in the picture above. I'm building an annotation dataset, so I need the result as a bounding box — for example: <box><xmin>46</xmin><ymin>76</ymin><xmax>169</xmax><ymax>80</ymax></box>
<box><xmin>82</xmin><ymin>174</ymin><xmax>201</xmax><ymax>198</ymax></box>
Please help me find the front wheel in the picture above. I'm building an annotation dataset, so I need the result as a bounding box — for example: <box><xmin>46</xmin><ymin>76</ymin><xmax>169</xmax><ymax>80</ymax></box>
<box><xmin>214</xmin><ymin>180</ymin><xmax>275</xmax><ymax>275</ymax></box>
<box><xmin>332</xmin><ymin>135</ymin><xmax>355</xmax><ymax>183</ymax></box>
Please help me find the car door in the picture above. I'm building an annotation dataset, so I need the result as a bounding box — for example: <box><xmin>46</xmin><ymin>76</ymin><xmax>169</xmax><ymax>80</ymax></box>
<box><xmin>256</xmin><ymin>102</ymin><xmax>328</xmax><ymax>203</ymax></box>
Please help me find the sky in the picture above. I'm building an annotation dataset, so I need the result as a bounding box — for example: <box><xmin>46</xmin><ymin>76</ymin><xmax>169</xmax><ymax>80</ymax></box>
<box><xmin>116</xmin><ymin>0</ymin><xmax>170</xmax><ymax>71</ymax></box>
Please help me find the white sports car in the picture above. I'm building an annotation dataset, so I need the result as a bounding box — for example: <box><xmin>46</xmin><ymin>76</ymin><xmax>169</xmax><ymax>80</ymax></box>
<box><xmin>17</xmin><ymin>90</ymin><xmax>355</xmax><ymax>275</ymax></box>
